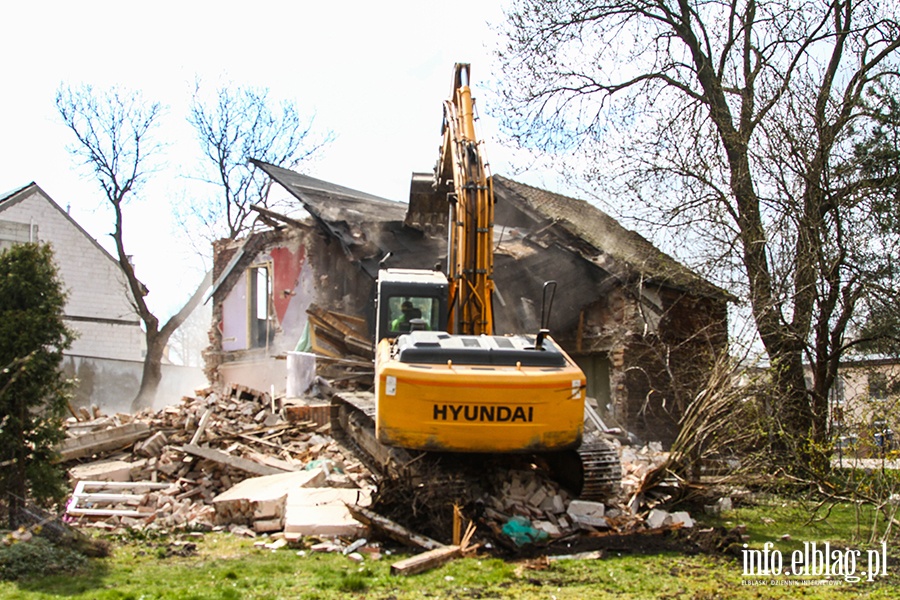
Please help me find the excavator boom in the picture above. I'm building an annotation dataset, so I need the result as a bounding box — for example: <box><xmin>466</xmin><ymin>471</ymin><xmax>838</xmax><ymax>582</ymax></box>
<box><xmin>430</xmin><ymin>63</ymin><xmax>495</xmax><ymax>335</ymax></box>
<box><xmin>332</xmin><ymin>63</ymin><xmax>621</xmax><ymax>503</ymax></box>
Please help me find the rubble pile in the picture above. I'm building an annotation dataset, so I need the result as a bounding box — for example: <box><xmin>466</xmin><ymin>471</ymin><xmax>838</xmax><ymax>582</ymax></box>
<box><xmin>60</xmin><ymin>385</ymin><xmax>372</xmax><ymax>533</ymax></box>
<box><xmin>58</xmin><ymin>384</ymin><xmax>709</xmax><ymax>564</ymax></box>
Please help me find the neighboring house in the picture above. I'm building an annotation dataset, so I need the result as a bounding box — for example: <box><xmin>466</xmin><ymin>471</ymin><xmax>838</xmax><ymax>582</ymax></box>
<box><xmin>205</xmin><ymin>163</ymin><xmax>732</xmax><ymax>447</ymax></box>
<box><xmin>0</xmin><ymin>183</ymin><xmax>204</xmax><ymax>413</ymax></box>
<box><xmin>826</xmin><ymin>357</ymin><xmax>900</xmax><ymax>454</ymax></box>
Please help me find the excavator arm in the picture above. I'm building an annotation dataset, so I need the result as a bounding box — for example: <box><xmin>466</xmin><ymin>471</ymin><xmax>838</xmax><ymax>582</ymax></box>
<box><xmin>433</xmin><ymin>63</ymin><xmax>494</xmax><ymax>336</ymax></box>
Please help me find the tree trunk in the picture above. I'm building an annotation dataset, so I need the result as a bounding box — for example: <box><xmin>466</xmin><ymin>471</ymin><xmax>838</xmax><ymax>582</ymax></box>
<box><xmin>130</xmin><ymin>271</ymin><xmax>213</xmax><ymax>413</ymax></box>
<box><xmin>131</xmin><ymin>331</ymin><xmax>166</xmax><ymax>412</ymax></box>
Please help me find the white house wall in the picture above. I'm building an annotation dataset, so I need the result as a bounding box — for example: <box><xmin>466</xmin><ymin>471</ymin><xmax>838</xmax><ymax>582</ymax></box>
<box><xmin>0</xmin><ymin>186</ymin><xmax>143</xmax><ymax>361</ymax></box>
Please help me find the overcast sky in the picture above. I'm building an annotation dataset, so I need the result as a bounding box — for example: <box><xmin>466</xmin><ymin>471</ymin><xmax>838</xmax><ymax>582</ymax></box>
<box><xmin>1</xmin><ymin>1</ymin><xmax>564</xmax><ymax>317</ymax></box>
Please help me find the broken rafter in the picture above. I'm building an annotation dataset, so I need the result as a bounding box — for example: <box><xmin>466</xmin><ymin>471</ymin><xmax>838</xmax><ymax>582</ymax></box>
<box><xmin>346</xmin><ymin>505</ymin><xmax>443</xmax><ymax>551</ymax></box>
<box><xmin>390</xmin><ymin>545</ymin><xmax>462</xmax><ymax>576</ymax></box>
<box><xmin>249</xmin><ymin>204</ymin><xmax>308</xmax><ymax>229</ymax></box>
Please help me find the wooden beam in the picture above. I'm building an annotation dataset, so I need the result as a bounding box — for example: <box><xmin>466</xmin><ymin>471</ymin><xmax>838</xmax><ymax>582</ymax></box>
<box><xmin>390</xmin><ymin>545</ymin><xmax>461</xmax><ymax>576</ymax></box>
<box><xmin>346</xmin><ymin>505</ymin><xmax>443</xmax><ymax>551</ymax></box>
<box><xmin>181</xmin><ymin>444</ymin><xmax>287</xmax><ymax>476</ymax></box>
<box><xmin>56</xmin><ymin>422</ymin><xmax>151</xmax><ymax>462</ymax></box>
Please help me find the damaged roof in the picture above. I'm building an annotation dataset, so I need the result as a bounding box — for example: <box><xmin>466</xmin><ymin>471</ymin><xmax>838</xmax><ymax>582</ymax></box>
<box><xmin>252</xmin><ymin>160</ymin><xmax>404</xmax><ymax>223</ymax></box>
<box><xmin>251</xmin><ymin>161</ymin><xmax>729</xmax><ymax>330</ymax></box>
<box><xmin>492</xmin><ymin>176</ymin><xmax>729</xmax><ymax>299</ymax></box>
<box><xmin>252</xmin><ymin>160</ymin><xmax>441</xmax><ymax>278</ymax></box>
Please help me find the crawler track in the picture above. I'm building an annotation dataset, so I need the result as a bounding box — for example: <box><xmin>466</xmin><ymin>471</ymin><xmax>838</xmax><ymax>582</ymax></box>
<box><xmin>330</xmin><ymin>391</ymin><xmax>621</xmax><ymax>502</ymax></box>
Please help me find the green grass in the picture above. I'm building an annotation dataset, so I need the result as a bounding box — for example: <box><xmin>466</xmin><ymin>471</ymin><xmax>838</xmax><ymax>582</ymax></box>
<box><xmin>0</xmin><ymin>496</ymin><xmax>897</xmax><ymax>599</ymax></box>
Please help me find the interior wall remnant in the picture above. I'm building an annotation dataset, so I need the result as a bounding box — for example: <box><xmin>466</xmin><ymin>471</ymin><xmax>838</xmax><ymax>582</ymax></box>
<box><xmin>218</xmin><ymin>237</ymin><xmax>312</xmax><ymax>356</ymax></box>
<box><xmin>207</xmin><ymin>224</ymin><xmax>377</xmax><ymax>395</ymax></box>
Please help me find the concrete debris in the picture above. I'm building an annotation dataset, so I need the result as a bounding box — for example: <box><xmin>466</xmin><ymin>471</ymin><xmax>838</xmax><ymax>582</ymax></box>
<box><xmin>566</xmin><ymin>500</ymin><xmax>607</xmax><ymax>528</ymax></box>
<box><xmin>59</xmin><ymin>382</ymin><xmax>717</xmax><ymax>555</ymax></box>
<box><xmin>283</xmin><ymin>487</ymin><xmax>371</xmax><ymax>539</ymax></box>
<box><xmin>61</xmin><ymin>386</ymin><xmax>373</xmax><ymax>534</ymax></box>
<box><xmin>645</xmin><ymin>508</ymin><xmax>693</xmax><ymax>529</ymax></box>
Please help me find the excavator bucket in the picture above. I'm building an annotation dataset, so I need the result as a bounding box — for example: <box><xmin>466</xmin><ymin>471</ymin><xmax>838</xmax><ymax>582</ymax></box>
<box><xmin>405</xmin><ymin>172</ymin><xmax>448</xmax><ymax>231</ymax></box>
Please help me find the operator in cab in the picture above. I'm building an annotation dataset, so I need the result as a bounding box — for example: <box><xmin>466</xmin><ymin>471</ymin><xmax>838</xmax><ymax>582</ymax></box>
<box><xmin>391</xmin><ymin>300</ymin><xmax>429</xmax><ymax>333</ymax></box>
<box><xmin>391</xmin><ymin>301</ymin><xmax>421</xmax><ymax>332</ymax></box>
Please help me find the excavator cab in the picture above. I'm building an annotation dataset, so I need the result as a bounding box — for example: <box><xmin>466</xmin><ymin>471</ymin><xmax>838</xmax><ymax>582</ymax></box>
<box><xmin>375</xmin><ymin>268</ymin><xmax>449</xmax><ymax>342</ymax></box>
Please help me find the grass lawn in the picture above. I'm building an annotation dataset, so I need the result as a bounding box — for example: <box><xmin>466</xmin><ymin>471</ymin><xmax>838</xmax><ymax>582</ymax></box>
<box><xmin>0</xmin><ymin>495</ymin><xmax>897</xmax><ymax>599</ymax></box>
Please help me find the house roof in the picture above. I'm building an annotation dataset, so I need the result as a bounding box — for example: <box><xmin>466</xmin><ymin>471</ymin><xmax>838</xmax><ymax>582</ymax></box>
<box><xmin>251</xmin><ymin>160</ymin><xmax>405</xmax><ymax>224</ymax></box>
<box><xmin>251</xmin><ymin>160</ymin><xmax>438</xmax><ymax>278</ymax></box>
<box><xmin>492</xmin><ymin>176</ymin><xmax>730</xmax><ymax>300</ymax></box>
<box><xmin>0</xmin><ymin>182</ymin><xmax>123</xmax><ymax>272</ymax></box>
<box><xmin>252</xmin><ymin>163</ymin><xmax>731</xmax><ymax>331</ymax></box>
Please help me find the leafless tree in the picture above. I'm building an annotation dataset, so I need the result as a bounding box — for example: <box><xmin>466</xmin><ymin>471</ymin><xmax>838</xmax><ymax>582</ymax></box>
<box><xmin>58</xmin><ymin>83</ymin><xmax>332</xmax><ymax>411</ymax></box>
<box><xmin>186</xmin><ymin>83</ymin><xmax>334</xmax><ymax>242</ymax></box>
<box><xmin>497</xmin><ymin>0</ymin><xmax>900</xmax><ymax>471</ymax></box>
<box><xmin>56</xmin><ymin>85</ymin><xmax>213</xmax><ymax>411</ymax></box>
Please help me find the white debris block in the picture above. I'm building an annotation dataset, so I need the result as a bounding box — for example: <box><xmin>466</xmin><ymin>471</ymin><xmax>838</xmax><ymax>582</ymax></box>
<box><xmin>69</xmin><ymin>459</ymin><xmax>140</xmax><ymax>483</ymax></box>
<box><xmin>669</xmin><ymin>511</ymin><xmax>693</xmax><ymax>528</ymax></box>
<box><xmin>646</xmin><ymin>508</ymin><xmax>670</xmax><ymax>529</ymax></box>
<box><xmin>213</xmin><ymin>469</ymin><xmax>327</xmax><ymax>504</ymax></box>
<box><xmin>283</xmin><ymin>487</ymin><xmax>372</xmax><ymax>538</ymax></box>
<box><xmin>533</xmin><ymin>520</ymin><xmax>561</xmax><ymax>537</ymax></box>
<box><xmin>212</xmin><ymin>468</ymin><xmax>328</xmax><ymax>527</ymax></box>
<box><xmin>253</xmin><ymin>518</ymin><xmax>284</xmax><ymax>533</ymax></box>
<box><xmin>566</xmin><ymin>499</ymin><xmax>607</xmax><ymax>528</ymax></box>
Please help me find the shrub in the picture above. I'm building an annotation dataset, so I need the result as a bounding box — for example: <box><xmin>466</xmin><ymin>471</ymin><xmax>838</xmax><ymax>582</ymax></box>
<box><xmin>0</xmin><ymin>538</ymin><xmax>88</xmax><ymax>580</ymax></box>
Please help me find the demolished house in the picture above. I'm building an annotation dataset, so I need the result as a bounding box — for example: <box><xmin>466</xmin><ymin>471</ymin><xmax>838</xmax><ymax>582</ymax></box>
<box><xmin>204</xmin><ymin>161</ymin><xmax>730</xmax><ymax>447</ymax></box>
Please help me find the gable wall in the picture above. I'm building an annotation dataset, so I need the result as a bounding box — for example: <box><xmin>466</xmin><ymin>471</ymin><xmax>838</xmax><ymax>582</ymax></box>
<box><xmin>1</xmin><ymin>188</ymin><xmax>143</xmax><ymax>361</ymax></box>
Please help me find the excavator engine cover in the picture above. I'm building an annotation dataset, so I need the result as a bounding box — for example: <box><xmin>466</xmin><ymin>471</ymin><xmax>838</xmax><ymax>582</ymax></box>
<box><xmin>375</xmin><ymin>331</ymin><xmax>585</xmax><ymax>453</ymax></box>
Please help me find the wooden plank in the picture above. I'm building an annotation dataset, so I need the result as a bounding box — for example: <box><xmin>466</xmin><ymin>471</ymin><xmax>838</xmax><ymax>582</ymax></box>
<box><xmin>181</xmin><ymin>444</ymin><xmax>287</xmax><ymax>476</ymax></box>
<box><xmin>390</xmin><ymin>545</ymin><xmax>461</xmax><ymax>576</ymax></box>
<box><xmin>67</xmin><ymin>507</ymin><xmax>148</xmax><ymax>517</ymax></box>
<box><xmin>56</xmin><ymin>422</ymin><xmax>151</xmax><ymax>462</ymax></box>
<box><xmin>347</xmin><ymin>505</ymin><xmax>443</xmax><ymax>551</ymax></box>
<box><xmin>190</xmin><ymin>408</ymin><xmax>214</xmax><ymax>445</ymax></box>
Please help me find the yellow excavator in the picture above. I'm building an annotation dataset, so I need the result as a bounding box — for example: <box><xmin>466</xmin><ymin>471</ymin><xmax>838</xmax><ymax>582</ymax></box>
<box><xmin>332</xmin><ymin>64</ymin><xmax>620</xmax><ymax>500</ymax></box>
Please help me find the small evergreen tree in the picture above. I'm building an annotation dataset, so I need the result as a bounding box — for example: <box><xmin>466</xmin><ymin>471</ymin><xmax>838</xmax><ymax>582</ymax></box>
<box><xmin>0</xmin><ymin>243</ymin><xmax>74</xmax><ymax>527</ymax></box>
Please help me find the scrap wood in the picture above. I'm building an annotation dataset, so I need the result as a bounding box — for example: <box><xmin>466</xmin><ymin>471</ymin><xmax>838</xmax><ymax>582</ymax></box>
<box><xmin>306</xmin><ymin>305</ymin><xmax>373</xmax><ymax>359</ymax></box>
<box><xmin>390</xmin><ymin>545</ymin><xmax>462</xmax><ymax>576</ymax></box>
<box><xmin>307</xmin><ymin>305</ymin><xmax>368</xmax><ymax>344</ymax></box>
<box><xmin>180</xmin><ymin>444</ymin><xmax>288</xmax><ymax>477</ymax></box>
<box><xmin>346</xmin><ymin>505</ymin><xmax>443</xmax><ymax>551</ymax></box>
<box><xmin>56</xmin><ymin>422</ymin><xmax>152</xmax><ymax>462</ymax></box>
<box><xmin>189</xmin><ymin>408</ymin><xmax>214</xmax><ymax>445</ymax></box>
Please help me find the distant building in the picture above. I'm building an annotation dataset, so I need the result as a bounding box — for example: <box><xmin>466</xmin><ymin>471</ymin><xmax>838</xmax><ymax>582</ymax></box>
<box><xmin>0</xmin><ymin>183</ymin><xmax>204</xmax><ymax>412</ymax></box>
<box><xmin>827</xmin><ymin>356</ymin><xmax>900</xmax><ymax>454</ymax></box>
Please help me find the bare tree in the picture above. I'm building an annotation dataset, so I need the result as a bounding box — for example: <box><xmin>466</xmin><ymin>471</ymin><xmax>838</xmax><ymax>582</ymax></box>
<box><xmin>58</xmin><ymin>83</ymin><xmax>332</xmax><ymax>411</ymax></box>
<box><xmin>56</xmin><ymin>85</ymin><xmax>212</xmax><ymax>411</ymax></box>
<box><xmin>186</xmin><ymin>83</ymin><xmax>334</xmax><ymax>242</ymax></box>
<box><xmin>497</xmin><ymin>0</ymin><xmax>900</xmax><ymax>471</ymax></box>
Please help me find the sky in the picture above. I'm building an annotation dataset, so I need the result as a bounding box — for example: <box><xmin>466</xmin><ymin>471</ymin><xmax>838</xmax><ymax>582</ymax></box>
<box><xmin>0</xmin><ymin>0</ymin><xmax>562</xmax><ymax>319</ymax></box>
